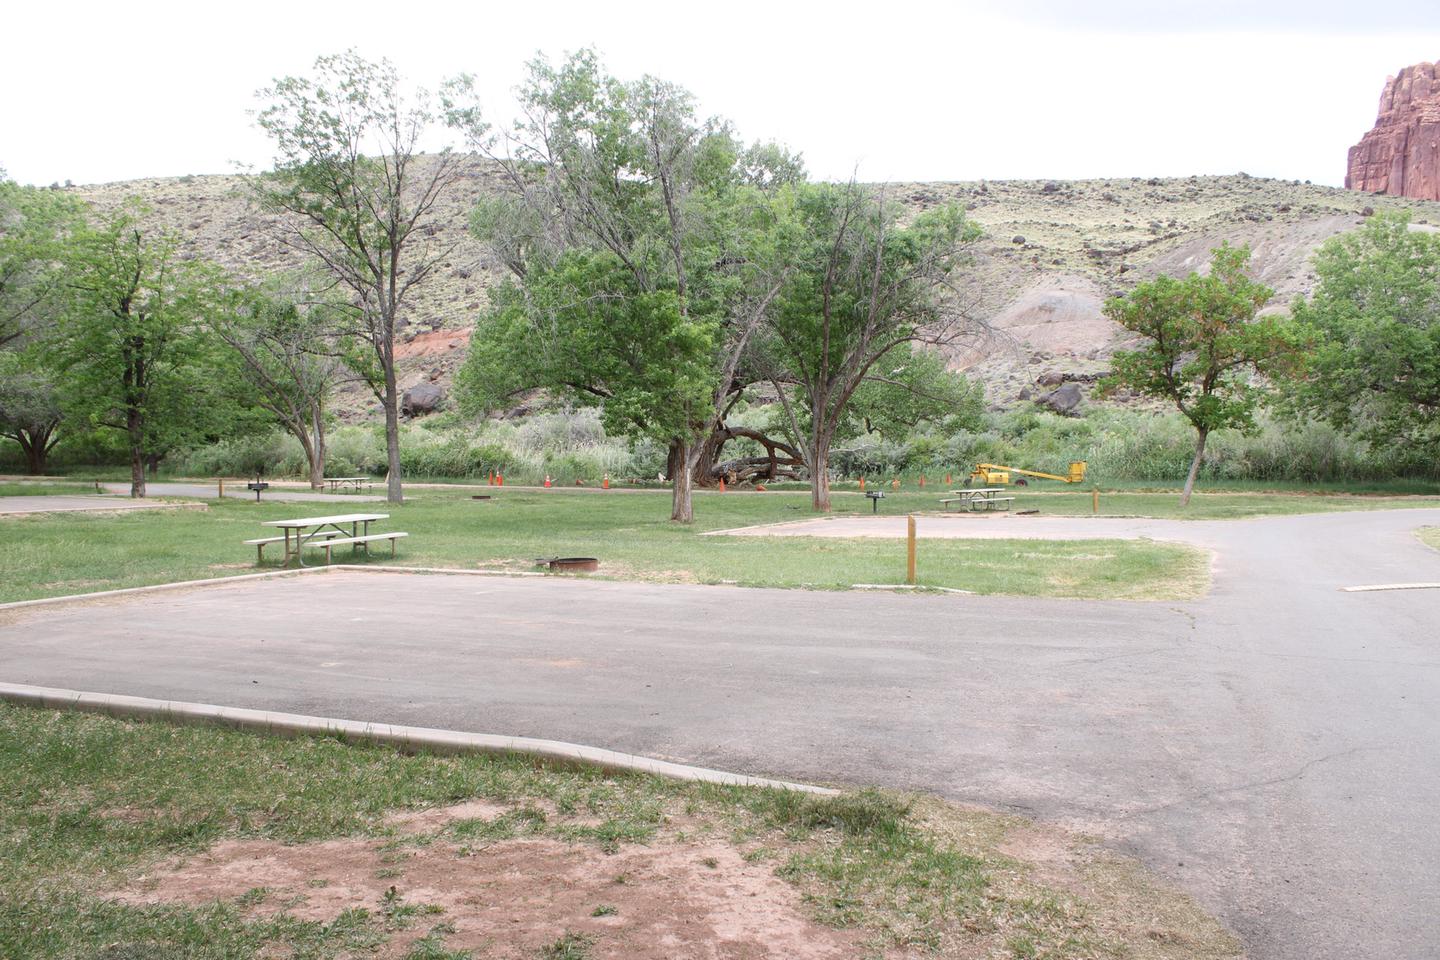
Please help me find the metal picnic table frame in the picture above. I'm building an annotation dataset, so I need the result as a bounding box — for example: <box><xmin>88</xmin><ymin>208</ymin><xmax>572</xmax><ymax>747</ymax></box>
<box><xmin>324</xmin><ymin>477</ymin><xmax>374</xmax><ymax>494</ymax></box>
<box><xmin>943</xmin><ymin>488</ymin><xmax>1011</xmax><ymax>511</ymax></box>
<box><xmin>260</xmin><ymin>513</ymin><xmax>390</xmax><ymax>567</ymax></box>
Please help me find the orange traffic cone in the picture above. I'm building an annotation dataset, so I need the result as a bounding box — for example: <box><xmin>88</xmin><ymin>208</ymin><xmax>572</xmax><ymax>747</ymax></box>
<box><xmin>755</xmin><ymin>484</ymin><xmax>766</xmax><ymax>492</ymax></box>
<box><xmin>946</xmin><ymin>473</ymin><xmax>952</xmax><ymax>485</ymax></box>
<box><xmin>891</xmin><ymin>477</ymin><xmax>900</xmax><ymax>490</ymax></box>
<box><xmin>859</xmin><ymin>476</ymin><xmax>866</xmax><ymax>492</ymax></box>
<box><xmin>602</xmin><ymin>473</ymin><xmax>610</xmax><ymax>489</ymax></box>
<box><xmin>544</xmin><ymin>474</ymin><xmax>552</xmax><ymax>487</ymax></box>
<box><xmin>497</xmin><ymin>471</ymin><xmax>504</xmax><ymax>487</ymax></box>
<box><xmin>919</xmin><ymin>475</ymin><xmax>926</xmax><ymax>488</ymax></box>
<box><xmin>718</xmin><ymin>478</ymin><xmax>726</xmax><ymax>493</ymax></box>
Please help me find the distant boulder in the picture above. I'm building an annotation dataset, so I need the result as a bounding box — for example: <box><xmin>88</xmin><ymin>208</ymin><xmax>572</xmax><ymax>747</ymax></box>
<box><xmin>402</xmin><ymin>383</ymin><xmax>445</xmax><ymax>417</ymax></box>
<box><xmin>1038</xmin><ymin>382</ymin><xmax>1083</xmax><ymax>416</ymax></box>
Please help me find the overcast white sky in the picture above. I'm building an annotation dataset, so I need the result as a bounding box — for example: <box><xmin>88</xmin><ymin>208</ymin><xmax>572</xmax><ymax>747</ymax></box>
<box><xmin>3</xmin><ymin>0</ymin><xmax>1438</xmax><ymax>188</ymax></box>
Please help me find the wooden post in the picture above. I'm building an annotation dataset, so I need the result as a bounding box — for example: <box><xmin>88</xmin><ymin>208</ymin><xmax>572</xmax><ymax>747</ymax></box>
<box><xmin>906</xmin><ymin>514</ymin><xmax>917</xmax><ymax>585</ymax></box>
<box><xmin>1092</xmin><ymin>487</ymin><xmax>1099</xmax><ymax>515</ymax></box>
<box><xmin>217</xmin><ymin>478</ymin><xmax>224</xmax><ymax>498</ymax></box>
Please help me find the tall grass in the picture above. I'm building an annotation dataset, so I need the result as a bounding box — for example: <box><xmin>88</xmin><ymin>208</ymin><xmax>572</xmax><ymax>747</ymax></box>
<box><xmin>10</xmin><ymin>404</ymin><xmax>1435</xmax><ymax>487</ymax></box>
<box><xmin>831</xmin><ymin>408</ymin><xmax>1438</xmax><ymax>484</ymax></box>
<box><xmin>163</xmin><ymin>409</ymin><xmax>660</xmax><ymax>485</ymax></box>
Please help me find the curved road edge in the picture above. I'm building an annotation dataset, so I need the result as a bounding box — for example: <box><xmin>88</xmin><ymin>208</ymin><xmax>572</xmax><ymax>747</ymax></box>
<box><xmin>0</xmin><ymin>680</ymin><xmax>837</xmax><ymax>796</ymax></box>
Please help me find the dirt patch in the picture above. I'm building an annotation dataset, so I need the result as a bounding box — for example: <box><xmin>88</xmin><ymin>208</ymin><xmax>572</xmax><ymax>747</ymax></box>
<box><xmin>394</xmin><ymin>328</ymin><xmax>471</xmax><ymax>360</ymax></box>
<box><xmin>113</xmin><ymin>802</ymin><xmax>865</xmax><ymax>959</ymax></box>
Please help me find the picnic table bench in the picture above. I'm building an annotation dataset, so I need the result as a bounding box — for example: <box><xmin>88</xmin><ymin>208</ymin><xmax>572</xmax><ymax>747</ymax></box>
<box><xmin>246</xmin><ymin>512</ymin><xmax>407</xmax><ymax>567</ymax></box>
<box><xmin>940</xmin><ymin>488</ymin><xmax>1016</xmax><ymax>512</ymax></box>
<box><xmin>324</xmin><ymin>476</ymin><xmax>375</xmax><ymax>494</ymax></box>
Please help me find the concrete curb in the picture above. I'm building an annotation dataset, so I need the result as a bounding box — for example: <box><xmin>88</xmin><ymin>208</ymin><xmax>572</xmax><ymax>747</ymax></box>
<box><xmin>1341</xmin><ymin>582</ymin><xmax>1440</xmax><ymax>592</ymax></box>
<box><xmin>0</xmin><ymin>681</ymin><xmax>837</xmax><ymax>795</ymax></box>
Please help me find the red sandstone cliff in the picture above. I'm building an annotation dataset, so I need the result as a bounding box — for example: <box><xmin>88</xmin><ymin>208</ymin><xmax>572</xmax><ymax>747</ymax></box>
<box><xmin>1347</xmin><ymin>62</ymin><xmax>1440</xmax><ymax>200</ymax></box>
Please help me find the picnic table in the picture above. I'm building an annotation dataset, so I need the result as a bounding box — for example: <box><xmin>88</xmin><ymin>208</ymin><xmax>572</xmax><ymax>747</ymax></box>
<box><xmin>939</xmin><ymin>488</ymin><xmax>1015</xmax><ymax>512</ymax></box>
<box><xmin>245</xmin><ymin>512</ymin><xmax>407</xmax><ymax>566</ymax></box>
<box><xmin>324</xmin><ymin>476</ymin><xmax>374</xmax><ymax>494</ymax></box>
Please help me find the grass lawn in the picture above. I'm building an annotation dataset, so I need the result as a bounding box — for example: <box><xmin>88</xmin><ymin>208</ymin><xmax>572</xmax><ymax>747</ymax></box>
<box><xmin>0</xmin><ymin>487</ymin><xmax>1213</xmax><ymax>604</ymax></box>
<box><xmin>0</xmin><ymin>705</ymin><xmax>1240</xmax><ymax>959</ymax></box>
<box><xmin>1420</xmin><ymin>527</ymin><xmax>1440</xmax><ymax>551</ymax></box>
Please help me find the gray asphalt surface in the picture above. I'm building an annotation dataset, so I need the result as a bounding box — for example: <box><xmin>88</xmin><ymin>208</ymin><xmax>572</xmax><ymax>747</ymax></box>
<box><xmin>0</xmin><ymin>495</ymin><xmax>194</xmax><ymax>515</ymax></box>
<box><xmin>99</xmin><ymin>481</ymin><xmax>383</xmax><ymax>503</ymax></box>
<box><xmin>3</xmin><ymin>507</ymin><xmax>1439</xmax><ymax>959</ymax></box>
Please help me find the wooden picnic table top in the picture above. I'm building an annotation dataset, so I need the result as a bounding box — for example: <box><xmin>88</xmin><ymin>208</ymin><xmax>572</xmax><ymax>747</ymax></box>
<box><xmin>327</xmin><ymin>476</ymin><xmax>372</xmax><ymax>482</ymax></box>
<box><xmin>261</xmin><ymin>513</ymin><xmax>389</xmax><ymax>528</ymax></box>
<box><xmin>947</xmin><ymin>488</ymin><xmax>1006</xmax><ymax>496</ymax></box>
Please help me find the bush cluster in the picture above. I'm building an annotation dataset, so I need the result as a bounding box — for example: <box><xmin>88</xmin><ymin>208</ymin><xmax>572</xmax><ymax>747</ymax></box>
<box><xmin>7</xmin><ymin>404</ymin><xmax>1435</xmax><ymax>486</ymax></box>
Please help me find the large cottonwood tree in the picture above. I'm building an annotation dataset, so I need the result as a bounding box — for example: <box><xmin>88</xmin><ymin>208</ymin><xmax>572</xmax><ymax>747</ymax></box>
<box><xmin>758</xmin><ymin>183</ymin><xmax>983</xmax><ymax>511</ymax></box>
<box><xmin>251</xmin><ymin>51</ymin><xmax>473</xmax><ymax>503</ymax></box>
<box><xmin>454</xmin><ymin>50</ymin><xmax>796</xmax><ymax>521</ymax></box>
<box><xmin>50</xmin><ymin>204</ymin><xmax>227</xmax><ymax>497</ymax></box>
<box><xmin>1286</xmin><ymin>214</ymin><xmax>1440</xmax><ymax>463</ymax></box>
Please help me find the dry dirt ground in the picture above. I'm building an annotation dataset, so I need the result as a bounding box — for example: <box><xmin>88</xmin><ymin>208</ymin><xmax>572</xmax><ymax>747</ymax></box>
<box><xmin>109</xmin><ymin>795</ymin><xmax>1239</xmax><ymax>960</ymax></box>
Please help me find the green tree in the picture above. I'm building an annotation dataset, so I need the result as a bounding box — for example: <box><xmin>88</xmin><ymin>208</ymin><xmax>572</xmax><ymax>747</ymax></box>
<box><xmin>49</xmin><ymin>203</ymin><xmax>230</xmax><ymax>497</ymax></box>
<box><xmin>454</xmin><ymin>50</ymin><xmax>797</xmax><ymax>521</ymax></box>
<box><xmin>0</xmin><ymin>350</ymin><xmax>62</xmax><ymax>474</ymax></box>
<box><xmin>1285</xmin><ymin>213</ymin><xmax>1440</xmax><ymax>463</ymax></box>
<box><xmin>0</xmin><ymin>176</ymin><xmax>82</xmax><ymax>348</ymax></box>
<box><xmin>847</xmin><ymin>345</ymin><xmax>984</xmax><ymax>441</ymax></box>
<box><xmin>214</xmin><ymin>280</ymin><xmax>347</xmax><ymax>489</ymax></box>
<box><xmin>758</xmin><ymin>183</ymin><xmax>982</xmax><ymax>511</ymax></box>
<box><xmin>251</xmin><ymin>52</ymin><xmax>475</xmax><ymax>504</ymax></box>
<box><xmin>1102</xmin><ymin>244</ymin><xmax>1293</xmax><ymax>506</ymax></box>
<box><xmin>460</xmin><ymin>250</ymin><xmax>717</xmax><ymax>470</ymax></box>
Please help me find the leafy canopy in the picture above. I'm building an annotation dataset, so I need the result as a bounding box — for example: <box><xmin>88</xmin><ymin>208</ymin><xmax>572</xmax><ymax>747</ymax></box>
<box><xmin>1103</xmin><ymin>243</ymin><xmax>1291</xmax><ymax>437</ymax></box>
<box><xmin>1286</xmin><ymin>213</ymin><xmax>1440</xmax><ymax>458</ymax></box>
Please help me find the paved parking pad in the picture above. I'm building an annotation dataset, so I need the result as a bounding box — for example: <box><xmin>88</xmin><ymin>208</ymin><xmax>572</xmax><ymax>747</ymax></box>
<box><xmin>2</xmin><ymin>506</ymin><xmax>1439</xmax><ymax>960</ymax></box>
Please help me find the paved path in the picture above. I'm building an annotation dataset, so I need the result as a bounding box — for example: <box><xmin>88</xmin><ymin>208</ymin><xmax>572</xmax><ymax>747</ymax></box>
<box><xmin>100</xmin><ymin>482</ymin><xmax>383</xmax><ymax>503</ymax></box>
<box><xmin>0</xmin><ymin>495</ymin><xmax>198</xmax><ymax>515</ymax></box>
<box><xmin>2</xmin><ymin>508</ymin><xmax>1439</xmax><ymax>959</ymax></box>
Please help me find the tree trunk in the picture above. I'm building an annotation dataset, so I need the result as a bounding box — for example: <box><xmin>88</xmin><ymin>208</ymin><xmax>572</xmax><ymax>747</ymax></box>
<box><xmin>296</xmin><ymin>404</ymin><xmax>327</xmax><ymax>490</ymax></box>
<box><xmin>382</xmin><ymin>366</ymin><xmax>404</xmax><ymax>504</ymax></box>
<box><xmin>809</xmin><ymin>435</ymin><xmax>832</xmax><ymax>512</ymax></box>
<box><xmin>1181</xmin><ymin>427</ymin><xmax>1208</xmax><ymax>507</ymax></box>
<box><xmin>126</xmin><ymin>406</ymin><xmax>146</xmax><ymax>498</ymax></box>
<box><xmin>146</xmin><ymin>453</ymin><xmax>161</xmax><ymax>478</ymax></box>
<box><xmin>310</xmin><ymin>406</ymin><xmax>327</xmax><ymax>490</ymax></box>
<box><xmin>670</xmin><ymin>438</ymin><xmax>694</xmax><ymax>523</ymax></box>
<box><xmin>22</xmin><ymin>439</ymin><xmax>44</xmax><ymax>475</ymax></box>
<box><xmin>15</xmin><ymin>428</ymin><xmax>52</xmax><ymax>475</ymax></box>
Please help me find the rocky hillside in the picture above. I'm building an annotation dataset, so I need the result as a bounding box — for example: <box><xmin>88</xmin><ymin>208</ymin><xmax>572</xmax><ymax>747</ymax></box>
<box><xmin>71</xmin><ymin>161</ymin><xmax>1440</xmax><ymax>417</ymax></box>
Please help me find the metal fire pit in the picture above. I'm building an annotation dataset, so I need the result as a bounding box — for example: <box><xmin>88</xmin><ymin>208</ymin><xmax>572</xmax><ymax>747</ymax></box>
<box><xmin>537</xmin><ymin>556</ymin><xmax>599</xmax><ymax>573</ymax></box>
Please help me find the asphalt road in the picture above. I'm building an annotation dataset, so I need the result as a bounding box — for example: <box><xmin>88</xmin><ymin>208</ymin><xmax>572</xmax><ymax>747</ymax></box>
<box><xmin>3</xmin><ymin>507</ymin><xmax>1438</xmax><ymax>960</ymax></box>
<box><xmin>99</xmin><ymin>481</ymin><xmax>383</xmax><ymax>503</ymax></box>
<box><xmin>0</xmin><ymin>495</ymin><xmax>197</xmax><ymax>515</ymax></box>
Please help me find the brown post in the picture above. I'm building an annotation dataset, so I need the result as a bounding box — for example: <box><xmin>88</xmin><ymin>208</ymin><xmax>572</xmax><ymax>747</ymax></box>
<box><xmin>906</xmin><ymin>514</ymin><xmax>917</xmax><ymax>585</ymax></box>
<box><xmin>218</xmin><ymin>478</ymin><xmax>224</xmax><ymax>498</ymax></box>
<box><xmin>1092</xmin><ymin>488</ymin><xmax>1099</xmax><ymax>515</ymax></box>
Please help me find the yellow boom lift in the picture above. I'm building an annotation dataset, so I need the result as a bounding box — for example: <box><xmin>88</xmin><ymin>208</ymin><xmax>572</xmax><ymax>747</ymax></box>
<box><xmin>968</xmin><ymin>461</ymin><xmax>1088</xmax><ymax>486</ymax></box>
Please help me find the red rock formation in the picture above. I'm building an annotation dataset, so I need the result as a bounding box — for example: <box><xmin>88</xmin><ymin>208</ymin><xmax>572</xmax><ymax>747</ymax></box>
<box><xmin>1346</xmin><ymin>62</ymin><xmax>1440</xmax><ymax>201</ymax></box>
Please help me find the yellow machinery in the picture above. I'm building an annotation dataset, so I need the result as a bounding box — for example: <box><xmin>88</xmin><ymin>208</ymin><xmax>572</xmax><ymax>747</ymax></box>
<box><xmin>969</xmin><ymin>461</ymin><xmax>1087</xmax><ymax>486</ymax></box>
